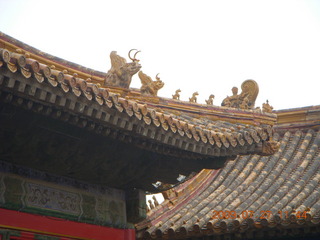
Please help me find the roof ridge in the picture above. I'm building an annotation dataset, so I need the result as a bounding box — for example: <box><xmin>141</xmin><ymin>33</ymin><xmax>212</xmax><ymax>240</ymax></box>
<box><xmin>0</xmin><ymin>47</ymin><xmax>279</xmax><ymax>165</ymax></box>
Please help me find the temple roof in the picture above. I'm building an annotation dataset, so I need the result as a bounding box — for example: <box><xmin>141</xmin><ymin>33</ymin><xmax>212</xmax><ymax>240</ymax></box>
<box><xmin>136</xmin><ymin>106</ymin><xmax>320</xmax><ymax>239</ymax></box>
<box><xmin>0</xmin><ymin>32</ymin><xmax>278</xmax><ymax>192</ymax></box>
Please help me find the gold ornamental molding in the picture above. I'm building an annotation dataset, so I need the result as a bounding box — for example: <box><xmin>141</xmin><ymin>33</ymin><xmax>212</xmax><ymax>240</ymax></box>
<box><xmin>0</xmin><ymin>32</ymin><xmax>277</xmax><ymax>128</ymax></box>
<box><xmin>275</xmin><ymin>106</ymin><xmax>320</xmax><ymax>131</ymax></box>
<box><xmin>0</xmin><ymin>36</ymin><xmax>105</xmax><ymax>84</ymax></box>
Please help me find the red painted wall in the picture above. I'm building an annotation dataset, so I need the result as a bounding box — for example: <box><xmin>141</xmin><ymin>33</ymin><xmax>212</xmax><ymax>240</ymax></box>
<box><xmin>0</xmin><ymin>208</ymin><xmax>135</xmax><ymax>240</ymax></box>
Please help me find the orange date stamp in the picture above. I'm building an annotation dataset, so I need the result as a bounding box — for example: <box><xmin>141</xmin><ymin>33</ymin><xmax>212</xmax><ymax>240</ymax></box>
<box><xmin>211</xmin><ymin>210</ymin><xmax>308</xmax><ymax>220</ymax></box>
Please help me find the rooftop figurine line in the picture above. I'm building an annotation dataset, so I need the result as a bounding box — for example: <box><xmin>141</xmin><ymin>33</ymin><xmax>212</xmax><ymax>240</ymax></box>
<box><xmin>104</xmin><ymin>49</ymin><xmax>142</xmax><ymax>88</ymax></box>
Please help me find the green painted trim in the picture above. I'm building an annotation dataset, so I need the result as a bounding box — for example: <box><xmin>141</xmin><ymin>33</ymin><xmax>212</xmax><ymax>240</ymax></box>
<box><xmin>0</xmin><ymin>173</ymin><xmax>129</xmax><ymax>228</ymax></box>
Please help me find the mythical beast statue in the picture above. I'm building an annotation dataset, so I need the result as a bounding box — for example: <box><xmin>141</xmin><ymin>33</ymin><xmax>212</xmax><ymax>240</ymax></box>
<box><xmin>189</xmin><ymin>92</ymin><xmax>199</xmax><ymax>103</ymax></box>
<box><xmin>138</xmin><ymin>71</ymin><xmax>164</xmax><ymax>96</ymax></box>
<box><xmin>172</xmin><ymin>89</ymin><xmax>181</xmax><ymax>100</ymax></box>
<box><xmin>205</xmin><ymin>94</ymin><xmax>215</xmax><ymax>105</ymax></box>
<box><xmin>104</xmin><ymin>49</ymin><xmax>142</xmax><ymax>88</ymax></box>
<box><xmin>221</xmin><ymin>80</ymin><xmax>259</xmax><ymax>109</ymax></box>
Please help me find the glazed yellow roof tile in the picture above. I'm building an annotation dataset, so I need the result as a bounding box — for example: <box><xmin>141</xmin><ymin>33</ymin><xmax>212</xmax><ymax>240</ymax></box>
<box><xmin>0</xmin><ymin>32</ymin><xmax>279</xmax><ymax>158</ymax></box>
<box><xmin>138</xmin><ymin>128</ymin><xmax>320</xmax><ymax>239</ymax></box>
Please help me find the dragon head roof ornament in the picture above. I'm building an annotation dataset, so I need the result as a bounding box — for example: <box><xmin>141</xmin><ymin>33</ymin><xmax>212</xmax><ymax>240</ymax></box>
<box><xmin>221</xmin><ymin>80</ymin><xmax>259</xmax><ymax>109</ymax></box>
<box><xmin>104</xmin><ymin>49</ymin><xmax>142</xmax><ymax>89</ymax></box>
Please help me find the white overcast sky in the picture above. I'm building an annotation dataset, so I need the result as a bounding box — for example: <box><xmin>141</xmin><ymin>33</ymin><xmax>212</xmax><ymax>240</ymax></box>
<box><xmin>1</xmin><ymin>0</ymin><xmax>320</xmax><ymax>110</ymax></box>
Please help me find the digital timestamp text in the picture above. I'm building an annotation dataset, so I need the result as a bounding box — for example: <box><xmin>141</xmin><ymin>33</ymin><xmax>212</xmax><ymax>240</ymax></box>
<box><xmin>211</xmin><ymin>210</ymin><xmax>308</xmax><ymax>219</ymax></box>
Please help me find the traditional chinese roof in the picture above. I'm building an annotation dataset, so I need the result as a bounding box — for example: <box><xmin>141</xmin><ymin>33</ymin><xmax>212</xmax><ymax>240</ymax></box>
<box><xmin>136</xmin><ymin>106</ymin><xmax>320</xmax><ymax>239</ymax></box>
<box><xmin>0</xmin><ymin>32</ymin><xmax>277</xmax><ymax>192</ymax></box>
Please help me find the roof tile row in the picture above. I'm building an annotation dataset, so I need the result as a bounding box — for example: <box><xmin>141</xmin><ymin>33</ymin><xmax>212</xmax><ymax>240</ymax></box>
<box><xmin>137</xmin><ymin>129</ymin><xmax>320</xmax><ymax>239</ymax></box>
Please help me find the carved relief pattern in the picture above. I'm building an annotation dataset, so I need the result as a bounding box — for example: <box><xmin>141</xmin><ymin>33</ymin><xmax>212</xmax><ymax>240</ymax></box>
<box><xmin>0</xmin><ymin>168</ymin><xmax>127</xmax><ymax>226</ymax></box>
<box><xmin>25</xmin><ymin>182</ymin><xmax>81</xmax><ymax>215</ymax></box>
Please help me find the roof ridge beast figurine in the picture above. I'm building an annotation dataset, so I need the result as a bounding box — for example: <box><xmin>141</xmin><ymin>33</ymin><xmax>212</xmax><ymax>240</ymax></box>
<box><xmin>104</xmin><ymin>49</ymin><xmax>142</xmax><ymax>88</ymax></box>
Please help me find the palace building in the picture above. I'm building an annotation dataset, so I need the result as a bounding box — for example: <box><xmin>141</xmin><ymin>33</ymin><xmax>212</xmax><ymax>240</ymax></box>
<box><xmin>0</xmin><ymin>32</ymin><xmax>318</xmax><ymax>240</ymax></box>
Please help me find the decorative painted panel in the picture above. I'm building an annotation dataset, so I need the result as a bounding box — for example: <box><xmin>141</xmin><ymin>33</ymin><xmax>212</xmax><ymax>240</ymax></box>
<box><xmin>24</xmin><ymin>182</ymin><xmax>81</xmax><ymax>216</ymax></box>
<box><xmin>0</xmin><ymin>170</ymin><xmax>127</xmax><ymax>228</ymax></box>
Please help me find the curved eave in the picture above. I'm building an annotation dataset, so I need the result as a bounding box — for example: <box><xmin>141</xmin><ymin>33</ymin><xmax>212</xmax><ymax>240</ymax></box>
<box><xmin>0</xmin><ymin>33</ymin><xmax>278</xmax><ymax>159</ymax></box>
